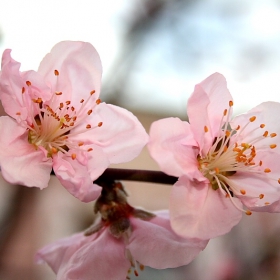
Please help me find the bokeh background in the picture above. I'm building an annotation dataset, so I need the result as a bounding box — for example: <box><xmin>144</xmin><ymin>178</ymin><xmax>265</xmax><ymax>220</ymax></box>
<box><xmin>1</xmin><ymin>0</ymin><xmax>280</xmax><ymax>279</ymax></box>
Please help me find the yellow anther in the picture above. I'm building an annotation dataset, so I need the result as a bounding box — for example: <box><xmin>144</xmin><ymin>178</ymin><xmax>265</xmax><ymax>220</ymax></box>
<box><xmin>96</xmin><ymin>98</ymin><xmax>101</xmax><ymax>104</ymax></box>
<box><xmin>259</xmin><ymin>194</ymin><xmax>264</xmax><ymax>199</ymax></box>
<box><xmin>98</xmin><ymin>122</ymin><xmax>103</xmax><ymax>127</ymax></box>
<box><xmin>80</xmin><ymin>99</ymin><xmax>84</xmax><ymax>103</ymax></box>
<box><xmin>90</xmin><ymin>90</ymin><xmax>95</xmax><ymax>95</ymax></box>
<box><xmin>55</xmin><ymin>91</ymin><xmax>62</xmax><ymax>95</ymax></box>
<box><xmin>66</xmin><ymin>101</ymin><xmax>71</xmax><ymax>105</ymax></box>
<box><xmin>51</xmin><ymin>147</ymin><xmax>58</xmax><ymax>154</ymax></box>
<box><xmin>270</xmin><ymin>144</ymin><xmax>277</xmax><ymax>149</ymax></box>
<box><xmin>240</xmin><ymin>189</ymin><xmax>246</xmax><ymax>195</ymax></box>
<box><xmin>246</xmin><ymin>210</ymin><xmax>252</xmax><ymax>216</ymax></box>
<box><xmin>139</xmin><ymin>264</ymin><xmax>145</xmax><ymax>271</ymax></box>
<box><xmin>264</xmin><ymin>168</ymin><xmax>271</xmax><ymax>173</ymax></box>
<box><xmin>270</xmin><ymin>133</ymin><xmax>277</xmax><ymax>138</ymax></box>
<box><xmin>235</xmin><ymin>125</ymin><xmax>240</xmax><ymax>130</ymax></box>
<box><xmin>71</xmin><ymin>153</ymin><xmax>76</xmax><ymax>160</ymax></box>
<box><xmin>87</xmin><ymin>109</ymin><xmax>93</xmax><ymax>115</ymax></box>
<box><xmin>259</xmin><ymin>160</ymin><xmax>263</xmax><ymax>166</ymax></box>
<box><xmin>86</xmin><ymin>124</ymin><xmax>91</xmax><ymax>129</ymax></box>
<box><xmin>204</xmin><ymin>126</ymin><xmax>208</xmax><ymax>133</ymax></box>
<box><xmin>54</xmin><ymin>69</ymin><xmax>59</xmax><ymax>76</ymax></box>
<box><xmin>265</xmin><ymin>202</ymin><xmax>270</xmax><ymax>205</ymax></box>
<box><xmin>87</xmin><ymin>148</ymin><xmax>93</xmax><ymax>152</ymax></box>
<box><xmin>229</xmin><ymin>100</ymin><xmax>233</xmax><ymax>107</ymax></box>
<box><xmin>263</xmin><ymin>131</ymin><xmax>268</xmax><ymax>137</ymax></box>
<box><xmin>249</xmin><ymin>116</ymin><xmax>256</xmax><ymax>122</ymax></box>
<box><xmin>260</xmin><ymin>124</ymin><xmax>265</xmax><ymax>128</ymax></box>
<box><xmin>223</xmin><ymin>109</ymin><xmax>227</xmax><ymax>116</ymax></box>
<box><xmin>26</xmin><ymin>80</ymin><xmax>31</xmax><ymax>86</ymax></box>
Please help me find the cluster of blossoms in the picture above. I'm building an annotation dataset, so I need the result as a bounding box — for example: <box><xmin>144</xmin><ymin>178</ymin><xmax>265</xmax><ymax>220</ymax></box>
<box><xmin>1</xmin><ymin>41</ymin><xmax>280</xmax><ymax>279</ymax></box>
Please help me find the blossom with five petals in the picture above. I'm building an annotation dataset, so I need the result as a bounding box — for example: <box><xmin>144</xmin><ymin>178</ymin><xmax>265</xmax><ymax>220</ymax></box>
<box><xmin>148</xmin><ymin>73</ymin><xmax>280</xmax><ymax>240</ymax></box>
<box><xmin>36</xmin><ymin>181</ymin><xmax>207</xmax><ymax>280</ymax></box>
<box><xmin>0</xmin><ymin>41</ymin><xmax>148</xmax><ymax>201</ymax></box>
<box><xmin>36</xmin><ymin>211</ymin><xmax>207</xmax><ymax>280</ymax></box>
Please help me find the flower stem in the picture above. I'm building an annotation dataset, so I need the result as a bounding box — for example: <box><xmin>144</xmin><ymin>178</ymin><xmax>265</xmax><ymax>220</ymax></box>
<box><xmin>94</xmin><ymin>168</ymin><xmax>178</xmax><ymax>185</ymax></box>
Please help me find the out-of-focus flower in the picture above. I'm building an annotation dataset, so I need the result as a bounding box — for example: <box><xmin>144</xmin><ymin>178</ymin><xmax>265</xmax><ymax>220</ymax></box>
<box><xmin>148</xmin><ymin>73</ymin><xmax>280</xmax><ymax>240</ymax></box>
<box><xmin>36</xmin><ymin>182</ymin><xmax>208</xmax><ymax>280</ymax></box>
<box><xmin>0</xmin><ymin>41</ymin><xmax>148</xmax><ymax>201</ymax></box>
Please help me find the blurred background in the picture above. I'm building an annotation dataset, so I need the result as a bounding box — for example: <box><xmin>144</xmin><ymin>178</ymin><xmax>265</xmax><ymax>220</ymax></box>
<box><xmin>1</xmin><ymin>0</ymin><xmax>280</xmax><ymax>279</ymax></box>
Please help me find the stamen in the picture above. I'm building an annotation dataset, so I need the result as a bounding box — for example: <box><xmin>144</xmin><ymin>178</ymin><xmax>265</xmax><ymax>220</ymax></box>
<box><xmin>71</xmin><ymin>153</ymin><xmax>76</xmax><ymax>160</ymax></box>
<box><xmin>259</xmin><ymin>194</ymin><xmax>264</xmax><ymax>199</ymax></box>
<box><xmin>22</xmin><ymin>87</ymin><xmax>25</xmax><ymax>94</ymax></box>
<box><xmin>90</xmin><ymin>90</ymin><xmax>95</xmax><ymax>95</ymax></box>
<box><xmin>270</xmin><ymin>133</ymin><xmax>277</xmax><ymax>138</ymax></box>
<box><xmin>98</xmin><ymin>122</ymin><xmax>103</xmax><ymax>127</ymax></box>
<box><xmin>270</xmin><ymin>144</ymin><xmax>277</xmax><ymax>149</ymax></box>
<box><xmin>240</xmin><ymin>189</ymin><xmax>246</xmax><ymax>195</ymax></box>
<box><xmin>263</xmin><ymin>131</ymin><xmax>268</xmax><ymax>137</ymax></box>
<box><xmin>55</xmin><ymin>92</ymin><xmax>62</xmax><ymax>95</ymax></box>
<box><xmin>96</xmin><ymin>98</ymin><xmax>101</xmax><ymax>105</ymax></box>
<box><xmin>204</xmin><ymin>126</ymin><xmax>208</xmax><ymax>133</ymax></box>
<box><xmin>249</xmin><ymin>116</ymin><xmax>256</xmax><ymax>122</ymax></box>
<box><xmin>246</xmin><ymin>210</ymin><xmax>252</xmax><ymax>216</ymax></box>
<box><xmin>229</xmin><ymin>100</ymin><xmax>233</xmax><ymax>107</ymax></box>
<box><xmin>86</xmin><ymin>124</ymin><xmax>91</xmax><ymax>129</ymax></box>
<box><xmin>260</xmin><ymin>124</ymin><xmax>265</xmax><ymax>128</ymax></box>
<box><xmin>54</xmin><ymin>69</ymin><xmax>59</xmax><ymax>76</ymax></box>
<box><xmin>264</xmin><ymin>168</ymin><xmax>271</xmax><ymax>173</ymax></box>
<box><xmin>26</xmin><ymin>81</ymin><xmax>31</xmax><ymax>86</ymax></box>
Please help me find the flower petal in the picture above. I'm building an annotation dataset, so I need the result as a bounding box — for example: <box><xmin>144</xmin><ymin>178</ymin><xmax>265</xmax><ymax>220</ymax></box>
<box><xmin>231</xmin><ymin>101</ymin><xmax>280</xmax><ymax>153</ymax></box>
<box><xmin>148</xmin><ymin>117</ymin><xmax>203</xmax><ymax>178</ymax></box>
<box><xmin>170</xmin><ymin>176</ymin><xmax>242</xmax><ymax>240</ymax></box>
<box><xmin>72</xmin><ymin>103</ymin><xmax>148</xmax><ymax>164</ymax></box>
<box><xmin>128</xmin><ymin>211</ymin><xmax>208</xmax><ymax>269</ymax></box>
<box><xmin>187</xmin><ymin>73</ymin><xmax>233</xmax><ymax>155</ymax></box>
<box><xmin>0</xmin><ymin>116</ymin><xmax>52</xmax><ymax>188</ymax></box>
<box><xmin>38</xmin><ymin>41</ymin><xmax>102</xmax><ymax>106</ymax></box>
<box><xmin>0</xmin><ymin>50</ymin><xmax>50</xmax><ymax>122</ymax></box>
<box><xmin>36</xmin><ymin>230</ymin><xmax>130</xmax><ymax>280</ymax></box>
<box><xmin>52</xmin><ymin>146</ymin><xmax>109</xmax><ymax>202</ymax></box>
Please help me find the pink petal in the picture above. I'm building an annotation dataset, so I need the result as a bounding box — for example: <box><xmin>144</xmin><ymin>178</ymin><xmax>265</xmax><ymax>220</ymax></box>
<box><xmin>231</xmin><ymin>101</ymin><xmax>280</xmax><ymax>153</ymax></box>
<box><xmin>36</xmin><ymin>230</ymin><xmax>130</xmax><ymax>280</ymax></box>
<box><xmin>187</xmin><ymin>73</ymin><xmax>233</xmax><ymax>155</ymax></box>
<box><xmin>148</xmin><ymin>117</ymin><xmax>204</xmax><ymax>179</ymax></box>
<box><xmin>38</xmin><ymin>41</ymin><xmax>102</xmax><ymax>106</ymax></box>
<box><xmin>128</xmin><ymin>212</ymin><xmax>208</xmax><ymax>269</ymax></box>
<box><xmin>73</xmin><ymin>103</ymin><xmax>148</xmax><ymax>164</ymax></box>
<box><xmin>52</xmin><ymin>146</ymin><xmax>109</xmax><ymax>202</ymax></box>
<box><xmin>0</xmin><ymin>116</ymin><xmax>52</xmax><ymax>188</ymax></box>
<box><xmin>170</xmin><ymin>176</ymin><xmax>242</xmax><ymax>240</ymax></box>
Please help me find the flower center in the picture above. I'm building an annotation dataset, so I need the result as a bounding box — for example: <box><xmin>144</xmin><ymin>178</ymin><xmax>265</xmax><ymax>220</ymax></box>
<box><xmin>17</xmin><ymin>70</ymin><xmax>102</xmax><ymax>157</ymax></box>
<box><xmin>198</xmin><ymin>101</ymin><xmax>278</xmax><ymax>214</ymax></box>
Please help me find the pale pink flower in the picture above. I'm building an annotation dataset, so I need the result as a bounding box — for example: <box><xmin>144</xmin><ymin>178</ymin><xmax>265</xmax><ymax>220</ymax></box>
<box><xmin>0</xmin><ymin>41</ymin><xmax>148</xmax><ymax>201</ymax></box>
<box><xmin>148</xmin><ymin>73</ymin><xmax>280</xmax><ymax>240</ymax></box>
<box><xmin>36</xmin><ymin>210</ymin><xmax>207</xmax><ymax>280</ymax></box>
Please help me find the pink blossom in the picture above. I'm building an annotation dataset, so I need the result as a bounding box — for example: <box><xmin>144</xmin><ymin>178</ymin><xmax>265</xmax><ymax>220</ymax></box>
<box><xmin>148</xmin><ymin>73</ymin><xmax>280</xmax><ymax>240</ymax></box>
<box><xmin>36</xmin><ymin>210</ymin><xmax>207</xmax><ymax>280</ymax></box>
<box><xmin>0</xmin><ymin>41</ymin><xmax>148</xmax><ymax>202</ymax></box>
